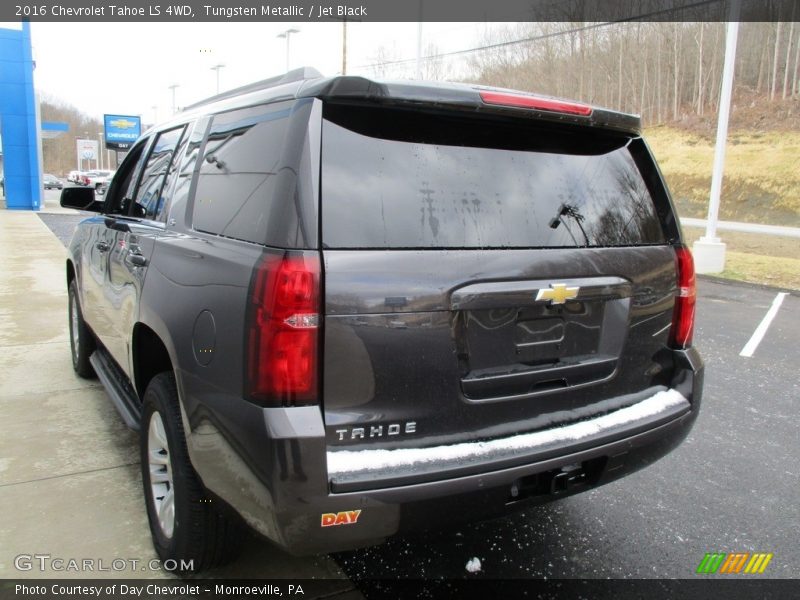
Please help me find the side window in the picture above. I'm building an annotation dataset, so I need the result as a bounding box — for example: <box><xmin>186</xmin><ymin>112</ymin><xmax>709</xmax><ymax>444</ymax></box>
<box><xmin>192</xmin><ymin>101</ymin><xmax>292</xmax><ymax>244</ymax></box>
<box><xmin>132</xmin><ymin>126</ymin><xmax>186</xmax><ymax>220</ymax></box>
<box><xmin>104</xmin><ymin>139</ymin><xmax>149</xmax><ymax>216</ymax></box>
<box><xmin>161</xmin><ymin>117</ymin><xmax>208</xmax><ymax>223</ymax></box>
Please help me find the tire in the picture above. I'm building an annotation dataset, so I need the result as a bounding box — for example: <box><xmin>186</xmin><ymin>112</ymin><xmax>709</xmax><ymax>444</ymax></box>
<box><xmin>140</xmin><ymin>372</ymin><xmax>240</xmax><ymax>573</ymax></box>
<box><xmin>68</xmin><ymin>279</ymin><xmax>96</xmax><ymax>378</ymax></box>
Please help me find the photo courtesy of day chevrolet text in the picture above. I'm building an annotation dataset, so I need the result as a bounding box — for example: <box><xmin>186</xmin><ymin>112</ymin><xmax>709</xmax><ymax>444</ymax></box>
<box><xmin>13</xmin><ymin>584</ymin><xmax>304</xmax><ymax>597</ymax></box>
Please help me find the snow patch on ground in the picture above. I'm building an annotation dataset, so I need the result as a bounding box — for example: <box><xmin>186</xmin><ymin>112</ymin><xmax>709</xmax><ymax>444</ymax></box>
<box><xmin>327</xmin><ymin>389</ymin><xmax>688</xmax><ymax>476</ymax></box>
<box><xmin>465</xmin><ymin>557</ymin><xmax>482</xmax><ymax>573</ymax></box>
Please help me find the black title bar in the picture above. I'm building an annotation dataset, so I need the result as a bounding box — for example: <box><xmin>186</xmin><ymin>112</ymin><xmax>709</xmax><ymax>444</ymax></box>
<box><xmin>2</xmin><ymin>578</ymin><xmax>800</xmax><ymax>600</ymax></box>
<box><xmin>3</xmin><ymin>0</ymin><xmax>798</xmax><ymax>23</ymax></box>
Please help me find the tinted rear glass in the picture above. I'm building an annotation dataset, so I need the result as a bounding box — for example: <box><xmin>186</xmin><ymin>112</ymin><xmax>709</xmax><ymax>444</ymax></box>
<box><xmin>321</xmin><ymin>106</ymin><xmax>666</xmax><ymax>249</ymax></box>
<box><xmin>192</xmin><ymin>101</ymin><xmax>292</xmax><ymax>244</ymax></box>
<box><xmin>190</xmin><ymin>99</ymin><xmax>318</xmax><ymax>248</ymax></box>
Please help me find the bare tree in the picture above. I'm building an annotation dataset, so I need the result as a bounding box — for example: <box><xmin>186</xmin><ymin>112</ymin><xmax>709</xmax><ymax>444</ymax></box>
<box><xmin>771</xmin><ymin>22</ymin><xmax>782</xmax><ymax>100</ymax></box>
<box><xmin>672</xmin><ymin>22</ymin><xmax>682</xmax><ymax>120</ymax></box>
<box><xmin>783</xmin><ymin>20</ymin><xmax>795</xmax><ymax>98</ymax></box>
<box><xmin>695</xmin><ymin>23</ymin><xmax>705</xmax><ymax>116</ymax></box>
<box><xmin>794</xmin><ymin>25</ymin><xmax>800</xmax><ymax>96</ymax></box>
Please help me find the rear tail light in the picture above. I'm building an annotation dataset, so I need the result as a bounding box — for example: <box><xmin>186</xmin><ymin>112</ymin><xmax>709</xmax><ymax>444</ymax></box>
<box><xmin>669</xmin><ymin>246</ymin><xmax>696</xmax><ymax>349</ymax></box>
<box><xmin>479</xmin><ymin>90</ymin><xmax>593</xmax><ymax>116</ymax></box>
<box><xmin>246</xmin><ymin>252</ymin><xmax>321</xmax><ymax>406</ymax></box>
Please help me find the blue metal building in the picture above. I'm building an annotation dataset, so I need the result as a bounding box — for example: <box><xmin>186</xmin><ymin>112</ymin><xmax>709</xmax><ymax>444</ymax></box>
<box><xmin>0</xmin><ymin>22</ymin><xmax>41</xmax><ymax>210</ymax></box>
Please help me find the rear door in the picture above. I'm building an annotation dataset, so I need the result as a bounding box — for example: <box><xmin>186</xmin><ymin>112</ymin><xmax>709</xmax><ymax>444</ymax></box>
<box><xmin>320</xmin><ymin>104</ymin><xmax>679</xmax><ymax>454</ymax></box>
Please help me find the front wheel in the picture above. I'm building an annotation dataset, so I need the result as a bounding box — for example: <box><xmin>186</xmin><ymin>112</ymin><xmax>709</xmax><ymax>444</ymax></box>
<box><xmin>140</xmin><ymin>373</ymin><xmax>240</xmax><ymax>573</ymax></box>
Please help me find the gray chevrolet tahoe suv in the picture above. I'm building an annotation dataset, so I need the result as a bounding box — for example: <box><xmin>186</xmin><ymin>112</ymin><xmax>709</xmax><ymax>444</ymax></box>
<box><xmin>61</xmin><ymin>68</ymin><xmax>703</xmax><ymax>572</ymax></box>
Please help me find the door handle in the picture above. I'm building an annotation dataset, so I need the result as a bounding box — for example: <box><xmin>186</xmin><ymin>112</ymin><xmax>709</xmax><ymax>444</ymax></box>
<box><xmin>126</xmin><ymin>248</ymin><xmax>148</xmax><ymax>267</ymax></box>
<box><xmin>95</xmin><ymin>241</ymin><xmax>110</xmax><ymax>252</ymax></box>
<box><xmin>128</xmin><ymin>254</ymin><xmax>148</xmax><ymax>267</ymax></box>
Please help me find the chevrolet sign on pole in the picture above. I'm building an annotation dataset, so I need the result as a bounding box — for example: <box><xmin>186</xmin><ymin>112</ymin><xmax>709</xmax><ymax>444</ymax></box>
<box><xmin>103</xmin><ymin>114</ymin><xmax>142</xmax><ymax>150</ymax></box>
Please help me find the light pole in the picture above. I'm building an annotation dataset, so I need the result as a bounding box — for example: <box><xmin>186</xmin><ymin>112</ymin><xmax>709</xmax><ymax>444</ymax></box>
<box><xmin>98</xmin><ymin>130</ymin><xmax>104</xmax><ymax>170</ymax></box>
<box><xmin>168</xmin><ymin>84</ymin><xmax>180</xmax><ymax>115</ymax></box>
<box><xmin>693</xmin><ymin>1</ymin><xmax>741</xmax><ymax>274</ymax></box>
<box><xmin>277</xmin><ymin>28</ymin><xmax>300</xmax><ymax>72</ymax></box>
<box><xmin>211</xmin><ymin>64</ymin><xmax>225</xmax><ymax>94</ymax></box>
<box><xmin>342</xmin><ymin>20</ymin><xmax>347</xmax><ymax>75</ymax></box>
<box><xmin>415</xmin><ymin>1</ymin><xmax>423</xmax><ymax>79</ymax></box>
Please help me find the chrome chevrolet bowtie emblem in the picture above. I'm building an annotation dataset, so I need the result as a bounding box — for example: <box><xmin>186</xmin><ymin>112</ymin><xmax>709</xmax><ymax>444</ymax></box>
<box><xmin>535</xmin><ymin>283</ymin><xmax>580</xmax><ymax>305</ymax></box>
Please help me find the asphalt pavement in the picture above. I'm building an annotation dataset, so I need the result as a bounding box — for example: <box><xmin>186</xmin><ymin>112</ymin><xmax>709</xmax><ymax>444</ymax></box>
<box><xmin>28</xmin><ymin>197</ymin><xmax>800</xmax><ymax>584</ymax></box>
<box><xmin>333</xmin><ymin>277</ymin><xmax>799</xmax><ymax>580</ymax></box>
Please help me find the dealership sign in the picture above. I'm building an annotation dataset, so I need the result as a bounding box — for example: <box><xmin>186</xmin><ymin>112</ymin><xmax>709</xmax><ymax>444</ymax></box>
<box><xmin>104</xmin><ymin>114</ymin><xmax>142</xmax><ymax>150</ymax></box>
<box><xmin>76</xmin><ymin>139</ymin><xmax>98</xmax><ymax>160</ymax></box>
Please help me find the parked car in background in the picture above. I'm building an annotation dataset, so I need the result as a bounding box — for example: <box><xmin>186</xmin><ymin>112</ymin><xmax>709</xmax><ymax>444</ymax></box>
<box><xmin>60</xmin><ymin>69</ymin><xmax>703</xmax><ymax>573</ymax></box>
<box><xmin>43</xmin><ymin>174</ymin><xmax>64</xmax><ymax>190</ymax></box>
<box><xmin>78</xmin><ymin>171</ymin><xmax>95</xmax><ymax>186</ymax></box>
<box><xmin>67</xmin><ymin>170</ymin><xmax>83</xmax><ymax>183</ymax></box>
<box><xmin>93</xmin><ymin>171</ymin><xmax>115</xmax><ymax>194</ymax></box>
<box><xmin>79</xmin><ymin>170</ymin><xmax>114</xmax><ymax>191</ymax></box>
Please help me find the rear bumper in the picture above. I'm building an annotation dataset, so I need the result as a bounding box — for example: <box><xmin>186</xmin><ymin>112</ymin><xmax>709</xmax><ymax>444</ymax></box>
<box><xmin>188</xmin><ymin>347</ymin><xmax>703</xmax><ymax>555</ymax></box>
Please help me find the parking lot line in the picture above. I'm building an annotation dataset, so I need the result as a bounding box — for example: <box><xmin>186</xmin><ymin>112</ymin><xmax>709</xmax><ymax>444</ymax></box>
<box><xmin>739</xmin><ymin>292</ymin><xmax>788</xmax><ymax>358</ymax></box>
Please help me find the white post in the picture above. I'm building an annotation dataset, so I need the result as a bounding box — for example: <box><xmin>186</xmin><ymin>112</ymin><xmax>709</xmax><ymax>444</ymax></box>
<box><xmin>278</xmin><ymin>28</ymin><xmax>299</xmax><ymax>72</ymax></box>
<box><xmin>34</xmin><ymin>90</ymin><xmax>44</xmax><ymax>210</ymax></box>
<box><xmin>211</xmin><ymin>64</ymin><xmax>225</xmax><ymax>93</ymax></box>
<box><xmin>168</xmin><ymin>84</ymin><xmax>179</xmax><ymax>115</ymax></box>
<box><xmin>342</xmin><ymin>19</ymin><xmax>347</xmax><ymax>75</ymax></box>
<box><xmin>693</xmin><ymin>14</ymin><xmax>739</xmax><ymax>273</ymax></box>
<box><xmin>415</xmin><ymin>3</ymin><xmax>423</xmax><ymax>79</ymax></box>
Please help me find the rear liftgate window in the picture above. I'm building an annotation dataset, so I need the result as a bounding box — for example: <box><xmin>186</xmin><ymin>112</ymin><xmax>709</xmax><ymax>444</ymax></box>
<box><xmin>321</xmin><ymin>105</ymin><xmax>666</xmax><ymax>249</ymax></box>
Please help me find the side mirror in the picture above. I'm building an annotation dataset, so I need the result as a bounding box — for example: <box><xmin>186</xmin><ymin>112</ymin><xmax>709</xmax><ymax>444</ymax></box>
<box><xmin>60</xmin><ymin>186</ymin><xmax>103</xmax><ymax>212</ymax></box>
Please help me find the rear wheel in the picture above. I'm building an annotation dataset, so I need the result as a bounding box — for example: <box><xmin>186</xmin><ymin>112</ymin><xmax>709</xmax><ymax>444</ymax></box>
<box><xmin>140</xmin><ymin>372</ymin><xmax>240</xmax><ymax>573</ymax></box>
<box><xmin>68</xmin><ymin>280</ymin><xmax>95</xmax><ymax>378</ymax></box>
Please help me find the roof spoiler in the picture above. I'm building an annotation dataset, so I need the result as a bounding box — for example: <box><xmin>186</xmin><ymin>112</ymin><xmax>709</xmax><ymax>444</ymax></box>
<box><xmin>182</xmin><ymin>67</ymin><xmax>324</xmax><ymax>112</ymax></box>
<box><xmin>302</xmin><ymin>77</ymin><xmax>641</xmax><ymax>135</ymax></box>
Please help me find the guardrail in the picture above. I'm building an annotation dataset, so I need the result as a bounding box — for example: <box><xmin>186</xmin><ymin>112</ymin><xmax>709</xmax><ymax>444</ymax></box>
<box><xmin>681</xmin><ymin>218</ymin><xmax>800</xmax><ymax>239</ymax></box>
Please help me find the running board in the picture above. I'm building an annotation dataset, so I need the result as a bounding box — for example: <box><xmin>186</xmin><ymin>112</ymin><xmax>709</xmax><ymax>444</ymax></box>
<box><xmin>89</xmin><ymin>350</ymin><xmax>142</xmax><ymax>430</ymax></box>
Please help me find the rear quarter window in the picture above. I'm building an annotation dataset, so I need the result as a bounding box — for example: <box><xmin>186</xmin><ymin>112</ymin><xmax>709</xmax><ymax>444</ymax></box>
<box><xmin>191</xmin><ymin>101</ymin><xmax>292</xmax><ymax>244</ymax></box>
<box><xmin>190</xmin><ymin>99</ymin><xmax>318</xmax><ymax>248</ymax></box>
<box><xmin>321</xmin><ymin>105</ymin><xmax>667</xmax><ymax>249</ymax></box>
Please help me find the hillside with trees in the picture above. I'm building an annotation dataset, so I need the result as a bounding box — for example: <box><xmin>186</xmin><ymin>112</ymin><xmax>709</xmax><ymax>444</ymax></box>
<box><xmin>39</xmin><ymin>96</ymin><xmax>103</xmax><ymax>177</ymax></box>
<box><xmin>368</xmin><ymin>21</ymin><xmax>800</xmax><ymax>225</ymax></box>
<box><xmin>465</xmin><ymin>22</ymin><xmax>798</xmax><ymax>124</ymax></box>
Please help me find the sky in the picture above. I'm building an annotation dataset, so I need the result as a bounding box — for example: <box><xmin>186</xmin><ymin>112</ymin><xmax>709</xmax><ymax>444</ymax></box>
<box><xmin>12</xmin><ymin>21</ymin><xmax>491</xmax><ymax>124</ymax></box>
